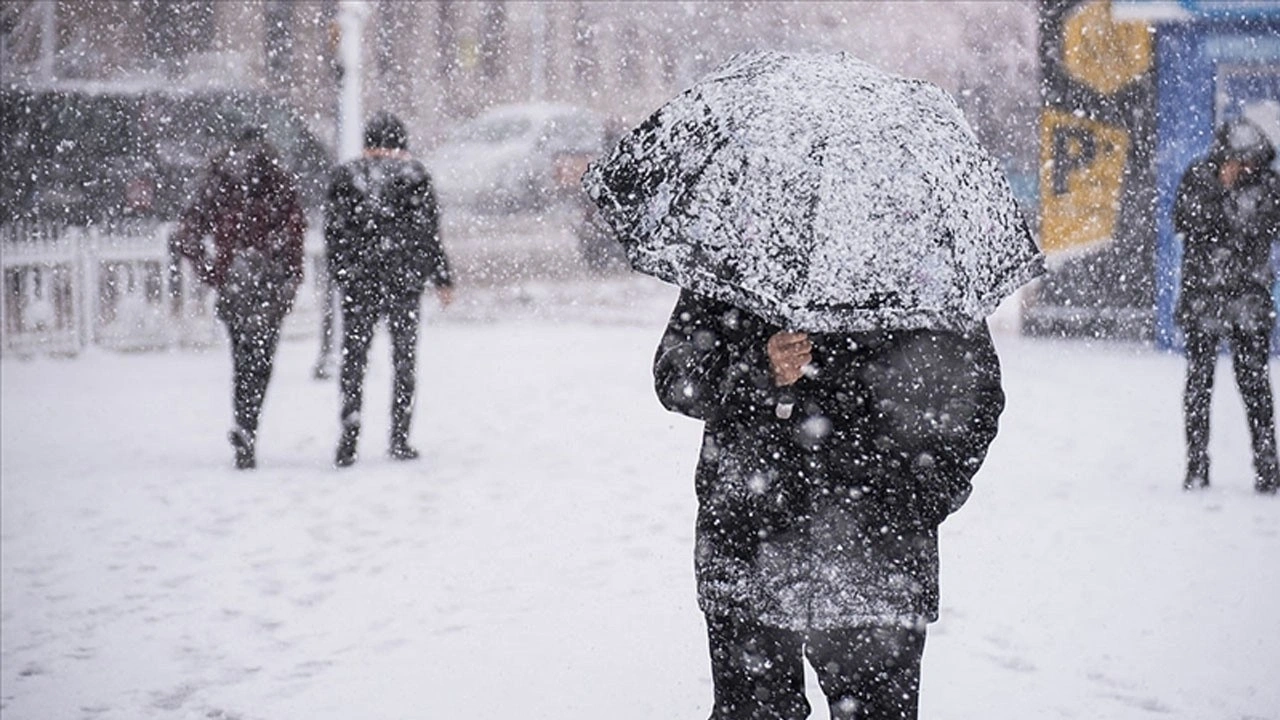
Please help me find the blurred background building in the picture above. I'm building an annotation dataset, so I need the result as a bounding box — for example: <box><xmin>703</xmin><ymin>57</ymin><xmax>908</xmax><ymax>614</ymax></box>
<box><xmin>5</xmin><ymin>0</ymin><xmax>1280</xmax><ymax>354</ymax></box>
<box><xmin>0</xmin><ymin>0</ymin><xmax>1039</xmax><ymax>173</ymax></box>
<box><xmin>0</xmin><ymin>0</ymin><xmax>1044</xmax><ymax>357</ymax></box>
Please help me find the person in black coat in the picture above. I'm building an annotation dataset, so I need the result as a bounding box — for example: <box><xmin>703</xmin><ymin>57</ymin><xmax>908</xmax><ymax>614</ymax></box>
<box><xmin>654</xmin><ymin>290</ymin><xmax>1004</xmax><ymax>719</ymax></box>
<box><xmin>325</xmin><ymin>111</ymin><xmax>454</xmax><ymax>467</ymax></box>
<box><xmin>1174</xmin><ymin>117</ymin><xmax>1280</xmax><ymax>493</ymax></box>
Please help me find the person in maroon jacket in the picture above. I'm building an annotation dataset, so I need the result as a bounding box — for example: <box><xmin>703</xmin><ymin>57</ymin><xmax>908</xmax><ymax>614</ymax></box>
<box><xmin>170</xmin><ymin>126</ymin><xmax>305</xmax><ymax>469</ymax></box>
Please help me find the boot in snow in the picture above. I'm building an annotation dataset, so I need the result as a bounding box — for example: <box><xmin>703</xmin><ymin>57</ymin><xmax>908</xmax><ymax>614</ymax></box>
<box><xmin>1256</xmin><ymin>460</ymin><xmax>1279</xmax><ymax>495</ymax></box>
<box><xmin>389</xmin><ymin>438</ymin><xmax>420</xmax><ymax>461</ymax></box>
<box><xmin>229</xmin><ymin>427</ymin><xmax>256</xmax><ymax>470</ymax></box>
<box><xmin>1183</xmin><ymin>460</ymin><xmax>1209</xmax><ymax>491</ymax></box>
<box><xmin>335</xmin><ymin>420</ymin><xmax>359</xmax><ymax>468</ymax></box>
<box><xmin>312</xmin><ymin>354</ymin><xmax>334</xmax><ymax>380</ymax></box>
<box><xmin>390</xmin><ymin>414</ymin><xmax>418</xmax><ymax>461</ymax></box>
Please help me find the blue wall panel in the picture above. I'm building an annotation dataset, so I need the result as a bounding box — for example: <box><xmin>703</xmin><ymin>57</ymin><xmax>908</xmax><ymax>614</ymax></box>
<box><xmin>1151</xmin><ymin>15</ymin><xmax>1280</xmax><ymax>350</ymax></box>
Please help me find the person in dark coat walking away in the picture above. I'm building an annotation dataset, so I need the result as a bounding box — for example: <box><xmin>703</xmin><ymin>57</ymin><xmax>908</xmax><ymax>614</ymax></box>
<box><xmin>654</xmin><ymin>290</ymin><xmax>1005</xmax><ymax>719</ymax></box>
<box><xmin>1174</xmin><ymin>117</ymin><xmax>1280</xmax><ymax>494</ymax></box>
<box><xmin>170</xmin><ymin>126</ymin><xmax>305</xmax><ymax>470</ymax></box>
<box><xmin>325</xmin><ymin>111</ymin><xmax>454</xmax><ymax>468</ymax></box>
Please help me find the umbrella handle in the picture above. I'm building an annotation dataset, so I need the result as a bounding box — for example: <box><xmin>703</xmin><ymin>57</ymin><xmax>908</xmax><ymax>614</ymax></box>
<box><xmin>775</xmin><ymin>389</ymin><xmax>795</xmax><ymax>420</ymax></box>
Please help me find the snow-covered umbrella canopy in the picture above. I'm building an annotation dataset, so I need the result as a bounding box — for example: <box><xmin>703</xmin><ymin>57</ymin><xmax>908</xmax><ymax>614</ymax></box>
<box><xmin>583</xmin><ymin>50</ymin><xmax>1045</xmax><ymax>333</ymax></box>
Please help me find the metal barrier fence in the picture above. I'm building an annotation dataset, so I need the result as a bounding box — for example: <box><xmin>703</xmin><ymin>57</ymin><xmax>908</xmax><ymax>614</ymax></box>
<box><xmin>0</xmin><ymin>218</ymin><xmax>328</xmax><ymax>357</ymax></box>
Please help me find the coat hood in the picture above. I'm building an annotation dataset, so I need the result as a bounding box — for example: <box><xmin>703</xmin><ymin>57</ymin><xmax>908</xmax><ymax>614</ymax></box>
<box><xmin>214</xmin><ymin>135</ymin><xmax>284</xmax><ymax>193</ymax></box>
<box><xmin>1212</xmin><ymin>118</ymin><xmax>1276</xmax><ymax>169</ymax></box>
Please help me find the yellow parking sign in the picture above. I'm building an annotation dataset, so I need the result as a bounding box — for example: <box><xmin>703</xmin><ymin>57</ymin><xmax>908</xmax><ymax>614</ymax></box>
<box><xmin>1038</xmin><ymin>108</ymin><xmax>1131</xmax><ymax>255</ymax></box>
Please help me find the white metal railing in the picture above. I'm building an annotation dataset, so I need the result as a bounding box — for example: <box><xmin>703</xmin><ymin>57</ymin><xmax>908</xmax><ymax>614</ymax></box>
<box><xmin>0</xmin><ymin>217</ymin><xmax>328</xmax><ymax>357</ymax></box>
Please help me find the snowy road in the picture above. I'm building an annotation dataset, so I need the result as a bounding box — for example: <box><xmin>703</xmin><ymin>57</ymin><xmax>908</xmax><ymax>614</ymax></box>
<box><xmin>2</xmin><ymin>275</ymin><xmax>1278</xmax><ymax>719</ymax></box>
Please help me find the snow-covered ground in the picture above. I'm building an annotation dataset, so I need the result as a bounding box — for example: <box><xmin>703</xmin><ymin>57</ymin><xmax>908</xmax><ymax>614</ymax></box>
<box><xmin>2</xmin><ymin>274</ymin><xmax>1278</xmax><ymax>720</ymax></box>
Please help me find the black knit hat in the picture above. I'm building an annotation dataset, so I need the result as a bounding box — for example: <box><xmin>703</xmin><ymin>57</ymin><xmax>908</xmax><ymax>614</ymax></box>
<box><xmin>364</xmin><ymin>110</ymin><xmax>408</xmax><ymax>151</ymax></box>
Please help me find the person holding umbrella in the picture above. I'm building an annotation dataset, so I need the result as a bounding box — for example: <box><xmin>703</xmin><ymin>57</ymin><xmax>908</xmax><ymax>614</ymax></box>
<box><xmin>584</xmin><ymin>51</ymin><xmax>1042</xmax><ymax>718</ymax></box>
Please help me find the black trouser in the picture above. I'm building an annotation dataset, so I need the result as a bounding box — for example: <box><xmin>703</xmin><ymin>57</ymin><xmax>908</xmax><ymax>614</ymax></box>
<box><xmin>339</xmin><ymin>290</ymin><xmax>421</xmax><ymax>442</ymax></box>
<box><xmin>223</xmin><ymin>312</ymin><xmax>284</xmax><ymax>437</ymax></box>
<box><xmin>1183</xmin><ymin>323</ymin><xmax>1279</xmax><ymax>482</ymax></box>
<box><xmin>706</xmin><ymin>614</ymin><xmax>925</xmax><ymax>720</ymax></box>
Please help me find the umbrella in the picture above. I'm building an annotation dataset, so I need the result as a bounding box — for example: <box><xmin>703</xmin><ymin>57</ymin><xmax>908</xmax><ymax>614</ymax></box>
<box><xmin>582</xmin><ymin>50</ymin><xmax>1044</xmax><ymax>333</ymax></box>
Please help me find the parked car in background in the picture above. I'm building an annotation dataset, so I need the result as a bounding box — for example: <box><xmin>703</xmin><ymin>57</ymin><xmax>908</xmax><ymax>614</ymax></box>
<box><xmin>0</xmin><ymin>85</ymin><xmax>331</xmax><ymax>226</ymax></box>
<box><xmin>426</xmin><ymin>102</ymin><xmax>607</xmax><ymax>214</ymax></box>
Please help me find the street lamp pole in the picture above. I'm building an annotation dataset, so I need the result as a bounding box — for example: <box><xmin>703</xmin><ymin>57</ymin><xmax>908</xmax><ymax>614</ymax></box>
<box><xmin>38</xmin><ymin>0</ymin><xmax>56</xmax><ymax>83</ymax></box>
<box><xmin>530</xmin><ymin>3</ymin><xmax>546</xmax><ymax>101</ymax></box>
<box><xmin>336</xmin><ymin>0</ymin><xmax>371</xmax><ymax>162</ymax></box>
<box><xmin>313</xmin><ymin>0</ymin><xmax>371</xmax><ymax>381</ymax></box>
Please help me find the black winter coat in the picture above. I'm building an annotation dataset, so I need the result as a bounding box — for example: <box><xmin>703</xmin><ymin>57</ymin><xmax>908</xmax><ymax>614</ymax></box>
<box><xmin>654</xmin><ymin>290</ymin><xmax>1004</xmax><ymax>630</ymax></box>
<box><xmin>1174</xmin><ymin>144</ymin><xmax>1280</xmax><ymax>332</ymax></box>
<box><xmin>325</xmin><ymin>152</ymin><xmax>452</xmax><ymax>299</ymax></box>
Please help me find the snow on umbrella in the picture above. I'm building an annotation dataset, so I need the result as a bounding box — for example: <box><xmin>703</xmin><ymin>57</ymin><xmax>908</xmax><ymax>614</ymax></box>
<box><xmin>583</xmin><ymin>50</ymin><xmax>1045</xmax><ymax>333</ymax></box>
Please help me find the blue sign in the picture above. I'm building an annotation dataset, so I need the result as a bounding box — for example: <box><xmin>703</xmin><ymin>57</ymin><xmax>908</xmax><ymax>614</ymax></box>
<box><xmin>1116</xmin><ymin>1</ymin><xmax>1280</xmax><ymax>23</ymax></box>
<box><xmin>1178</xmin><ymin>1</ymin><xmax>1280</xmax><ymax>19</ymax></box>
